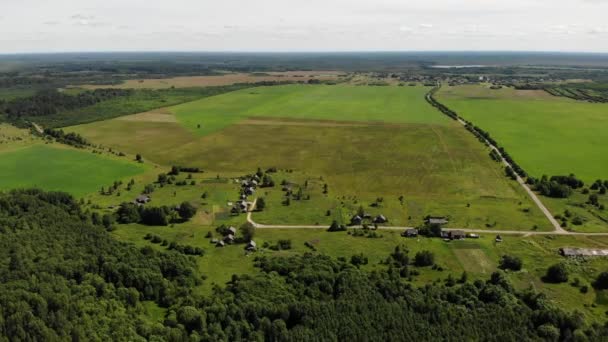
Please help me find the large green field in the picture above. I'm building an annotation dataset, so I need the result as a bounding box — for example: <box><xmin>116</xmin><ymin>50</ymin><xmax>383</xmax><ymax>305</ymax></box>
<box><xmin>171</xmin><ymin>84</ymin><xmax>444</xmax><ymax>136</ymax></box>
<box><xmin>0</xmin><ymin>144</ymin><xmax>146</xmax><ymax>197</ymax></box>
<box><xmin>69</xmin><ymin>84</ymin><xmax>550</xmax><ymax>230</ymax></box>
<box><xmin>437</xmin><ymin>85</ymin><xmax>608</xmax><ymax>182</ymax></box>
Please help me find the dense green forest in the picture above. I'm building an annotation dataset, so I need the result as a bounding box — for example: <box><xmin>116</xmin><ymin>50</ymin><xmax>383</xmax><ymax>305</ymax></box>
<box><xmin>1</xmin><ymin>189</ymin><xmax>607</xmax><ymax>341</ymax></box>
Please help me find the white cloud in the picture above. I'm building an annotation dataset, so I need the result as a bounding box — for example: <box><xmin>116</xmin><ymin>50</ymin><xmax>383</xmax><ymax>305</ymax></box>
<box><xmin>0</xmin><ymin>0</ymin><xmax>608</xmax><ymax>53</ymax></box>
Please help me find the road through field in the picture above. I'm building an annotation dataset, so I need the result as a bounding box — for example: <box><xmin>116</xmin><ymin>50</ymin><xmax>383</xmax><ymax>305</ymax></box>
<box><xmin>425</xmin><ymin>90</ymin><xmax>566</xmax><ymax>234</ymax></box>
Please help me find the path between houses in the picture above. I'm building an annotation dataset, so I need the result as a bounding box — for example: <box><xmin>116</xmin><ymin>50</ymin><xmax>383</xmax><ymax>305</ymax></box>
<box><xmin>246</xmin><ymin>199</ymin><xmax>608</xmax><ymax>236</ymax></box>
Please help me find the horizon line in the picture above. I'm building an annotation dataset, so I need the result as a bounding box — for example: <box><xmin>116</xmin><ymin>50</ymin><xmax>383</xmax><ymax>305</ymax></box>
<box><xmin>2</xmin><ymin>49</ymin><xmax>608</xmax><ymax>56</ymax></box>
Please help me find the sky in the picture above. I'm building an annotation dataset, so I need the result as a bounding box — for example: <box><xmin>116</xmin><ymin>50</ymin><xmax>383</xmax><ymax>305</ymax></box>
<box><xmin>2</xmin><ymin>0</ymin><xmax>608</xmax><ymax>53</ymax></box>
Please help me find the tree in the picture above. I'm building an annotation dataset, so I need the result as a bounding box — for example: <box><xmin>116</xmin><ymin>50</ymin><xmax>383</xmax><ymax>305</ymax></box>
<box><xmin>350</xmin><ymin>254</ymin><xmax>368</xmax><ymax>268</ymax></box>
<box><xmin>135</xmin><ymin>154</ymin><xmax>142</xmax><ymax>162</ymax></box>
<box><xmin>544</xmin><ymin>263</ymin><xmax>568</xmax><ymax>283</ymax></box>
<box><xmin>116</xmin><ymin>202</ymin><xmax>141</xmax><ymax>224</ymax></box>
<box><xmin>256</xmin><ymin>197</ymin><xmax>266</xmax><ymax>211</ymax></box>
<box><xmin>140</xmin><ymin>206</ymin><xmax>169</xmax><ymax>226</ymax></box>
<box><xmin>499</xmin><ymin>255</ymin><xmax>523</xmax><ymax>271</ymax></box>
<box><xmin>414</xmin><ymin>251</ymin><xmax>435</xmax><ymax>267</ymax></box>
<box><xmin>240</xmin><ymin>222</ymin><xmax>256</xmax><ymax>242</ymax></box>
<box><xmin>327</xmin><ymin>220</ymin><xmax>346</xmax><ymax>232</ymax></box>
<box><xmin>178</xmin><ymin>202</ymin><xmax>197</xmax><ymax>220</ymax></box>
<box><xmin>593</xmin><ymin>272</ymin><xmax>608</xmax><ymax>289</ymax></box>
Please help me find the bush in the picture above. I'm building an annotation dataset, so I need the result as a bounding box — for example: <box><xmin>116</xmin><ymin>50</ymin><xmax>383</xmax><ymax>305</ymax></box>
<box><xmin>414</xmin><ymin>251</ymin><xmax>435</xmax><ymax>267</ymax></box>
<box><xmin>178</xmin><ymin>201</ymin><xmax>197</xmax><ymax>220</ymax></box>
<box><xmin>544</xmin><ymin>263</ymin><xmax>568</xmax><ymax>283</ymax></box>
<box><xmin>350</xmin><ymin>253</ymin><xmax>368</xmax><ymax>268</ymax></box>
<box><xmin>593</xmin><ymin>272</ymin><xmax>608</xmax><ymax>289</ymax></box>
<box><xmin>499</xmin><ymin>255</ymin><xmax>523</xmax><ymax>271</ymax></box>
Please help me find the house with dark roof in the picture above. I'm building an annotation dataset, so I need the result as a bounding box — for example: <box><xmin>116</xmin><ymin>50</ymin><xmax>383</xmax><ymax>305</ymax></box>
<box><xmin>373</xmin><ymin>215</ymin><xmax>387</xmax><ymax>224</ymax></box>
<box><xmin>135</xmin><ymin>194</ymin><xmax>151</xmax><ymax>204</ymax></box>
<box><xmin>246</xmin><ymin>240</ymin><xmax>257</xmax><ymax>251</ymax></box>
<box><xmin>449</xmin><ymin>230</ymin><xmax>465</xmax><ymax>240</ymax></box>
<box><xmin>224</xmin><ymin>234</ymin><xmax>235</xmax><ymax>244</ymax></box>
<box><xmin>402</xmin><ymin>228</ymin><xmax>418</xmax><ymax>237</ymax></box>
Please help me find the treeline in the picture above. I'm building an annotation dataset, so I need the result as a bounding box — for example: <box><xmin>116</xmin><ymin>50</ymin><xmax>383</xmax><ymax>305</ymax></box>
<box><xmin>1</xmin><ymin>84</ymin><xmax>259</xmax><ymax>128</ymax></box>
<box><xmin>425</xmin><ymin>86</ymin><xmax>459</xmax><ymax>120</ymax></box>
<box><xmin>43</xmin><ymin>127</ymin><xmax>90</xmax><ymax>147</ymax></box>
<box><xmin>116</xmin><ymin>201</ymin><xmax>197</xmax><ymax>226</ymax></box>
<box><xmin>0</xmin><ymin>189</ymin><xmax>199</xmax><ymax>340</ymax></box>
<box><xmin>2</xmin><ymin>88</ymin><xmax>133</xmax><ymax>119</ymax></box>
<box><xmin>428</xmin><ymin>86</ymin><xmax>528</xmax><ymax>179</ymax></box>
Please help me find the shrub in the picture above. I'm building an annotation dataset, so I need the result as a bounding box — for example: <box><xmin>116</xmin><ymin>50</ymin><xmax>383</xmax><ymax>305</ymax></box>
<box><xmin>499</xmin><ymin>255</ymin><xmax>523</xmax><ymax>271</ymax></box>
<box><xmin>414</xmin><ymin>251</ymin><xmax>435</xmax><ymax>267</ymax></box>
<box><xmin>544</xmin><ymin>263</ymin><xmax>568</xmax><ymax>283</ymax></box>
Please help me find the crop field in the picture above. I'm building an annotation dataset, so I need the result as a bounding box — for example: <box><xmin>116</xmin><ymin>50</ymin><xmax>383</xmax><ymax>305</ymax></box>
<box><xmin>76</xmin><ymin>71</ymin><xmax>346</xmax><ymax>89</ymax></box>
<box><xmin>0</xmin><ymin>143</ymin><xmax>146</xmax><ymax>197</ymax></box>
<box><xmin>69</xmin><ymin>84</ymin><xmax>550</xmax><ymax>230</ymax></box>
<box><xmin>437</xmin><ymin>84</ymin><xmax>608</xmax><ymax>182</ymax></box>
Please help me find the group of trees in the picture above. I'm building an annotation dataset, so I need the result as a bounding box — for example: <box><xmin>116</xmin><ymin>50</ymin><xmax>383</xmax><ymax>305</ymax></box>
<box><xmin>532</xmin><ymin>175</ymin><xmax>579</xmax><ymax>198</ymax></box>
<box><xmin>0</xmin><ymin>189</ymin><xmax>199</xmax><ymax>340</ymax></box>
<box><xmin>42</xmin><ymin>127</ymin><xmax>90</xmax><ymax>147</ymax></box>
<box><xmin>116</xmin><ymin>201</ymin><xmax>197</xmax><ymax>226</ymax></box>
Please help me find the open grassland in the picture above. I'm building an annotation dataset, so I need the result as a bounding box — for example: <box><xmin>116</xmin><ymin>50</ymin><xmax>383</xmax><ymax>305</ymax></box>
<box><xmin>170</xmin><ymin>84</ymin><xmax>442</xmax><ymax>136</ymax></box>
<box><xmin>71</xmin><ymin>120</ymin><xmax>549</xmax><ymax>230</ymax></box>
<box><xmin>0</xmin><ymin>143</ymin><xmax>146</xmax><ymax>197</ymax></box>
<box><xmin>75</xmin><ymin>71</ymin><xmax>346</xmax><ymax>89</ymax></box>
<box><xmin>437</xmin><ymin>84</ymin><xmax>608</xmax><ymax>182</ymax></box>
<box><xmin>111</xmin><ymin>221</ymin><xmax>608</xmax><ymax>321</ymax></box>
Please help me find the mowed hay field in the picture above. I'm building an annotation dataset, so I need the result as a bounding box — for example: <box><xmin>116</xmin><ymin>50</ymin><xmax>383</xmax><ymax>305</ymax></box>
<box><xmin>0</xmin><ymin>144</ymin><xmax>146</xmax><ymax>197</ymax></box>
<box><xmin>69</xmin><ymin>84</ymin><xmax>550</xmax><ymax>229</ymax></box>
<box><xmin>437</xmin><ymin>84</ymin><xmax>608</xmax><ymax>182</ymax></box>
<box><xmin>76</xmin><ymin>71</ymin><xmax>346</xmax><ymax>90</ymax></box>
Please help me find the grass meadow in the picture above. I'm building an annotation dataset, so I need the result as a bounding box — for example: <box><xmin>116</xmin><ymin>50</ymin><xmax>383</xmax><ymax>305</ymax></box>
<box><xmin>437</xmin><ymin>84</ymin><xmax>608</xmax><ymax>182</ymax></box>
<box><xmin>69</xmin><ymin>84</ymin><xmax>551</xmax><ymax>230</ymax></box>
<box><xmin>0</xmin><ymin>143</ymin><xmax>146</xmax><ymax>197</ymax></box>
<box><xmin>171</xmin><ymin>84</ymin><xmax>442</xmax><ymax>136</ymax></box>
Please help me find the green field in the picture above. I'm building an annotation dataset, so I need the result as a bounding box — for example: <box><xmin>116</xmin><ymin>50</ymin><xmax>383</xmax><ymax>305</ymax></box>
<box><xmin>69</xmin><ymin>84</ymin><xmax>550</xmax><ymax>230</ymax></box>
<box><xmin>437</xmin><ymin>85</ymin><xmax>608</xmax><ymax>182</ymax></box>
<box><xmin>171</xmin><ymin>84</ymin><xmax>443</xmax><ymax>136</ymax></box>
<box><xmin>0</xmin><ymin>144</ymin><xmax>146</xmax><ymax>196</ymax></box>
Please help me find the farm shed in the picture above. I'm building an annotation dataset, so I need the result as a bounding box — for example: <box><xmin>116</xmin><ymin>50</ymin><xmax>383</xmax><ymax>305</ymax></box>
<box><xmin>449</xmin><ymin>230</ymin><xmax>465</xmax><ymax>240</ymax></box>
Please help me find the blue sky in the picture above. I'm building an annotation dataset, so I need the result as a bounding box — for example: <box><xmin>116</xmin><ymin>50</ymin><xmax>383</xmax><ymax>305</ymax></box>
<box><xmin>2</xmin><ymin>0</ymin><xmax>608</xmax><ymax>53</ymax></box>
